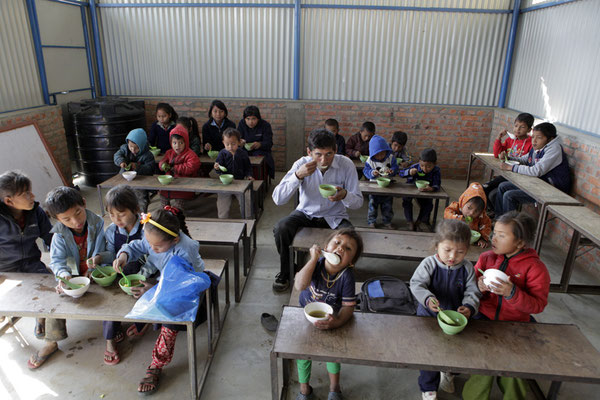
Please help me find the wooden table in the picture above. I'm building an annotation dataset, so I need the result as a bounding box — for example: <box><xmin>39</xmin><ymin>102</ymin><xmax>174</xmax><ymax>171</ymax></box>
<box><xmin>538</xmin><ymin>205</ymin><xmax>600</xmax><ymax>295</ymax></box>
<box><xmin>97</xmin><ymin>174</ymin><xmax>253</xmax><ymax>219</ymax></box>
<box><xmin>466</xmin><ymin>153</ymin><xmax>582</xmax><ymax>252</ymax></box>
<box><xmin>359</xmin><ymin>180</ymin><xmax>450</xmax><ymax>226</ymax></box>
<box><xmin>199</xmin><ymin>155</ymin><xmax>267</xmax><ymax>183</ymax></box>
<box><xmin>289</xmin><ymin>227</ymin><xmax>485</xmax><ymax>281</ymax></box>
<box><xmin>270</xmin><ymin>306</ymin><xmax>600</xmax><ymax>400</ymax></box>
<box><xmin>0</xmin><ymin>264</ymin><xmax>226</xmax><ymax>400</ymax></box>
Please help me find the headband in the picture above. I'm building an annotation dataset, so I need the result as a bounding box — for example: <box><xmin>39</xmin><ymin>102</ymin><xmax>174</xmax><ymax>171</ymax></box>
<box><xmin>141</xmin><ymin>213</ymin><xmax>178</xmax><ymax>238</ymax></box>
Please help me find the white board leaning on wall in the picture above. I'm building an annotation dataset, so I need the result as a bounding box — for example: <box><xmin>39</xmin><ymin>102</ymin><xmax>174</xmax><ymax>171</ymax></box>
<box><xmin>0</xmin><ymin>123</ymin><xmax>67</xmax><ymax>202</ymax></box>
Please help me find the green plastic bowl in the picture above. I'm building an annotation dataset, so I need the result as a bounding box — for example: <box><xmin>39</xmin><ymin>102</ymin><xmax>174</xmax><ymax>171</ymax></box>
<box><xmin>91</xmin><ymin>266</ymin><xmax>118</xmax><ymax>287</ymax></box>
<box><xmin>437</xmin><ymin>310</ymin><xmax>468</xmax><ymax>335</ymax></box>
<box><xmin>118</xmin><ymin>274</ymin><xmax>146</xmax><ymax>296</ymax></box>
<box><xmin>208</xmin><ymin>150</ymin><xmax>219</xmax><ymax>159</ymax></box>
<box><xmin>470</xmin><ymin>230</ymin><xmax>481</xmax><ymax>244</ymax></box>
<box><xmin>396</xmin><ymin>157</ymin><xmax>403</xmax><ymax>165</ymax></box>
<box><xmin>359</xmin><ymin>155</ymin><xmax>368</xmax><ymax>163</ymax></box>
<box><xmin>415</xmin><ymin>180</ymin><xmax>429</xmax><ymax>189</ymax></box>
<box><xmin>150</xmin><ymin>148</ymin><xmax>161</xmax><ymax>157</ymax></box>
<box><xmin>157</xmin><ymin>174</ymin><xmax>173</xmax><ymax>185</ymax></box>
<box><xmin>244</xmin><ymin>142</ymin><xmax>254</xmax><ymax>151</ymax></box>
<box><xmin>376</xmin><ymin>177</ymin><xmax>391</xmax><ymax>187</ymax></box>
<box><xmin>319</xmin><ymin>184</ymin><xmax>337</xmax><ymax>198</ymax></box>
<box><xmin>220</xmin><ymin>174</ymin><xmax>234</xmax><ymax>185</ymax></box>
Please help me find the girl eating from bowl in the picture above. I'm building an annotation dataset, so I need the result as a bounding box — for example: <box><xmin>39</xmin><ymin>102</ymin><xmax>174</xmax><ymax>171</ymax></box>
<box><xmin>293</xmin><ymin>228</ymin><xmax>363</xmax><ymax>400</ymax></box>
<box><xmin>462</xmin><ymin>211</ymin><xmax>550</xmax><ymax>400</ymax></box>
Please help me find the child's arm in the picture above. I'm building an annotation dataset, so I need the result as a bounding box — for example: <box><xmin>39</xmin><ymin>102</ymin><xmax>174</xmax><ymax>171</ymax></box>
<box><xmin>493</xmin><ymin>133</ymin><xmax>509</xmax><ymax>157</ymax></box>
<box><xmin>478</xmin><ymin>213</ymin><xmax>493</xmax><ymax>242</ymax></box>
<box><xmin>136</xmin><ymin>152</ymin><xmax>156</xmax><ymax>175</ymax></box>
<box><xmin>113</xmin><ymin>145</ymin><xmax>128</xmax><ymax>168</ymax></box>
<box><xmin>258</xmin><ymin>122</ymin><xmax>273</xmax><ymax>151</ymax></box>
<box><xmin>147</xmin><ymin>123</ymin><xmax>158</xmax><ymax>148</ymax></box>
<box><xmin>500</xmin><ymin>260</ymin><xmax>550</xmax><ymax>315</ymax></box>
<box><xmin>512</xmin><ymin>144</ymin><xmax>564</xmax><ymax>177</ymax></box>
<box><xmin>409</xmin><ymin>257</ymin><xmax>436</xmax><ymax>307</ymax></box>
<box><xmin>443</xmin><ymin>201</ymin><xmax>462</xmax><ymax>220</ymax></box>
<box><xmin>214</xmin><ymin>152</ymin><xmax>225</xmax><ymax>175</ymax></box>
<box><xmin>429</xmin><ymin>168</ymin><xmax>441</xmax><ymax>191</ymax></box>
<box><xmin>173</xmin><ymin>151</ymin><xmax>201</xmax><ymax>176</ymax></box>
<box><xmin>49</xmin><ymin>234</ymin><xmax>72</xmax><ymax>278</ymax></box>
<box><xmin>389</xmin><ymin>156</ymin><xmax>400</xmax><ymax>176</ymax></box>
<box><xmin>314</xmin><ymin>305</ymin><xmax>354</xmax><ymax>330</ymax></box>
<box><xmin>363</xmin><ymin>160</ymin><xmax>376</xmax><ymax>180</ymax></box>
<box><xmin>243</xmin><ymin>154</ymin><xmax>253</xmax><ymax>179</ymax></box>
<box><xmin>294</xmin><ymin>244</ymin><xmax>320</xmax><ymax>291</ymax></box>
<box><xmin>460</xmin><ymin>263</ymin><xmax>482</xmax><ymax>317</ymax></box>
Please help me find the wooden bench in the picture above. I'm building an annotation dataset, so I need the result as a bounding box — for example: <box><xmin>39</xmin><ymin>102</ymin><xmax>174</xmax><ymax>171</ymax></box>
<box><xmin>270</xmin><ymin>306</ymin><xmax>600</xmax><ymax>400</ymax></box>
<box><xmin>204</xmin><ymin>259</ymin><xmax>230</xmax><ymax>334</ymax></box>
<box><xmin>289</xmin><ymin>227</ymin><xmax>486</xmax><ymax>281</ymax></box>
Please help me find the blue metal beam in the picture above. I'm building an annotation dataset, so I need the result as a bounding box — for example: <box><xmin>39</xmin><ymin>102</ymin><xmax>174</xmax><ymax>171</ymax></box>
<box><xmin>302</xmin><ymin>4</ymin><xmax>511</xmax><ymax>13</ymax></box>
<box><xmin>98</xmin><ymin>2</ymin><xmax>293</xmax><ymax>8</ymax></box>
<box><xmin>81</xmin><ymin>6</ymin><xmax>97</xmax><ymax>98</ymax></box>
<box><xmin>46</xmin><ymin>0</ymin><xmax>89</xmax><ymax>6</ymax></box>
<box><xmin>521</xmin><ymin>0</ymin><xmax>580</xmax><ymax>13</ymax></box>
<box><xmin>88</xmin><ymin>0</ymin><xmax>107</xmax><ymax>96</ymax></box>
<box><xmin>293</xmin><ymin>0</ymin><xmax>301</xmax><ymax>100</ymax></box>
<box><xmin>25</xmin><ymin>0</ymin><xmax>50</xmax><ymax>105</ymax></box>
<box><xmin>498</xmin><ymin>0</ymin><xmax>521</xmax><ymax>108</ymax></box>
<box><xmin>42</xmin><ymin>44</ymin><xmax>87</xmax><ymax>49</ymax></box>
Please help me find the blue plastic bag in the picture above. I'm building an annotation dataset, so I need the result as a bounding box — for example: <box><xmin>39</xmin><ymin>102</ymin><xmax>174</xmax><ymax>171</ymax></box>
<box><xmin>126</xmin><ymin>255</ymin><xmax>211</xmax><ymax>322</ymax></box>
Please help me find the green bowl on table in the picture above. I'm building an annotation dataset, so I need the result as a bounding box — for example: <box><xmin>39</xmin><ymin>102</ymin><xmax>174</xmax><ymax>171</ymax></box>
<box><xmin>415</xmin><ymin>180</ymin><xmax>429</xmax><ymax>189</ymax></box>
<box><xmin>220</xmin><ymin>174</ymin><xmax>234</xmax><ymax>185</ymax></box>
<box><xmin>91</xmin><ymin>265</ymin><xmax>118</xmax><ymax>287</ymax></box>
<box><xmin>437</xmin><ymin>310</ymin><xmax>468</xmax><ymax>335</ymax></box>
<box><xmin>208</xmin><ymin>150</ymin><xmax>219</xmax><ymax>159</ymax></box>
<box><xmin>319</xmin><ymin>184</ymin><xmax>337</xmax><ymax>198</ymax></box>
<box><xmin>396</xmin><ymin>158</ymin><xmax>403</xmax><ymax>166</ymax></box>
<box><xmin>150</xmin><ymin>148</ymin><xmax>161</xmax><ymax>157</ymax></box>
<box><xmin>244</xmin><ymin>142</ymin><xmax>254</xmax><ymax>151</ymax></box>
<box><xmin>376</xmin><ymin>177</ymin><xmax>391</xmax><ymax>188</ymax></box>
<box><xmin>359</xmin><ymin>155</ymin><xmax>368</xmax><ymax>163</ymax></box>
<box><xmin>470</xmin><ymin>230</ymin><xmax>481</xmax><ymax>244</ymax></box>
<box><xmin>157</xmin><ymin>174</ymin><xmax>173</xmax><ymax>185</ymax></box>
<box><xmin>118</xmin><ymin>274</ymin><xmax>146</xmax><ymax>296</ymax></box>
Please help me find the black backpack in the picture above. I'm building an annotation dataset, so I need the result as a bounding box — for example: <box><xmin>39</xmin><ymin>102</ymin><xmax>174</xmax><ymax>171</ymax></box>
<box><xmin>356</xmin><ymin>276</ymin><xmax>417</xmax><ymax>315</ymax></box>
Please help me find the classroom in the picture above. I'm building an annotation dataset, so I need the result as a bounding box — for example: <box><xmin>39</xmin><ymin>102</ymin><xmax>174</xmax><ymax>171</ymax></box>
<box><xmin>1</xmin><ymin>0</ymin><xmax>600</xmax><ymax>399</ymax></box>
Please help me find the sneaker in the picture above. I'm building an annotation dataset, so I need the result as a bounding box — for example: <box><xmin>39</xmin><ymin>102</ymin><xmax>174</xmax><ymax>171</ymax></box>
<box><xmin>327</xmin><ymin>391</ymin><xmax>343</xmax><ymax>400</ymax></box>
<box><xmin>439</xmin><ymin>372</ymin><xmax>455</xmax><ymax>393</ymax></box>
<box><xmin>272</xmin><ymin>273</ymin><xmax>290</xmax><ymax>292</ymax></box>
<box><xmin>422</xmin><ymin>391</ymin><xmax>437</xmax><ymax>400</ymax></box>
<box><xmin>295</xmin><ymin>386</ymin><xmax>314</xmax><ymax>400</ymax></box>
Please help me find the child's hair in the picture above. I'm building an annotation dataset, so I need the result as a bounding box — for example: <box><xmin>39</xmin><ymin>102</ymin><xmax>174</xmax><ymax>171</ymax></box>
<box><xmin>307</xmin><ymin>128</ymin><xmax>336</xmax><ymax>151</ymax></box>
<box><xmin>208</xmin><ymin>100</ymin><xmax>228</xmax><ymax>119</ymax></box>
<box><xmin>325</xmin><ymin>118</ymin><xmax>339</xmax><ymax>130</ymax></box>
<box><xmin>533</xmin><ymin>122</ymin><xmax>557</xmax><ymax>141</ymax></box>
<box><xmin>176</xmin><ymin>116</ymin><xmax>200</xmax><ymax>138</ymax></box>
<box><xmin>243</xmin><ymin>105</ymin><xmax>262</xmax><ymax>120</ymax></box>
<box><xmin>145</xmin><ymin>206</ymin><xmax>190</xmax><ymax>241</ymax></box>
<box><xmin>515</xmin><ymin>113</ymin><xmax>535</xmax><ymax>129</ymax></box>
<box><xmin>361</xmin><ymin>121</ymin><xmax>376</xmax><ymax>134</ymax></box>
<box><xmin>171</xmin><ymin>134</ymin><xmax>184</xmax><ymax>142</ymax></box>
<box><xmin>0</xmin><ymin>170</ymin><xmax>31</xmax><ymax>201</ymax></box>
<box><xmin>496</xmin><ymin>211</ymin><xmax>537</xmax><ymax>247</ymax></box>
<box><xmin>420</xmin><ymin>148</ymin><xmax>437</xmax><ymax>163</ymax></box>
<box><xmin>45</xmin><ymin>186</ymin><xmax>85</xmax><ymax>218</ymax></box>
<box><xmin>223</xmin><ymin>127</ymin><xmax>241</xmax><ymax>141</ymax></box>
<box><xmin>466</xmin><ymin>196</ymin><xmax>486</xmax><ymax>214</ymax></box>
<box><xmin>391</xmin><ymin>131</ymin><xmax>408</xmax><ymax>146</ymax></box>
<box><xmin>156</xmin><ymin>102</ymin><xmax>178</xmax><ymax>123</ymax></box>
<box><xmin>325</xmin><ymin>228</ymin><xmax>364</xmax><ymax>265</ymax></box>
<box><xmin>433</xmin><ymin>219</ymin><xmax>471</xmax><ymax>247</ymax></box>
<box><xmin>105</xmin><ymin>185</ymin><xmax>140</xmax><ymax>214</ymax></box>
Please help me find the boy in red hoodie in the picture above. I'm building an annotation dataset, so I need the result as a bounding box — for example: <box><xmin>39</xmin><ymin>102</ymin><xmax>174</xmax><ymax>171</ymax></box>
<box><xmin>462</xmin><ymin>211</ymin><xmax>550</xmax><ymax>400</ymax></box>
<box><xmin>158</xmin><ymin>125</ymin><xmax>201</xmax><ymax>212</ymax></box>
<box><xmin>444</xmin><ymin>182</ymin><xmax>492</xmax><ymax>248</ymax></box>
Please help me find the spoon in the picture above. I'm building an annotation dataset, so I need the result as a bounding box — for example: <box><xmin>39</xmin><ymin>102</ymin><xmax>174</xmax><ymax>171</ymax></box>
<box><xmin>417</xmin><ymin>172</ymin><xmax>426</xmax><ymax>177</ymax></box>
<box><xmin>57</xmin><ymin>276</ymin><xmax>84</xmax><ymax>290</ymax></box>
<box><xmin>94</xmin><ymin>267</ymin><xmax>109</xmax><ymax>278</ymax></box>
<box><xmin>321</xmin><ymin>250</ymin><xmax>340</xmax><ymax>265</ymax></box>
<box><xmin>115</xmin><ymin>265</ymin><xmax>130</xmax><ymax>286</ymax></box>
<box><xmin>478</xmin><ymin>268</ymin><xmax>485</xmax><ymax>275</ymax></box>
<box><xmin>219</xmin><ymin>165</ymin><xmax>227</xmax><ymax>172</ymax></box>
<box><xmin>432</xmin><ymin>299</ymin><xmax>459</xmax><ymax>326</ymax></box>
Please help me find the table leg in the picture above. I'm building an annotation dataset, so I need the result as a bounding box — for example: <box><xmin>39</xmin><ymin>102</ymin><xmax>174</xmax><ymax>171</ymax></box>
<box><xmin>97</xmin><ymin>185</ymin><xmax>105</xmax><ymax>217</ymax></box>
<box><xmin>534</xmin><ymin>204</ymin><xmax>549</xmax><ymax>254</ymax></box>
<box><xmin>241</xmin><ymin>188</ymin><xmax>247</xmax><ymax>219</ymax></box>
<box><xmin>466</xmin><ymin>153</ymin><xmax>475</xmax><ymax>188</ymax></box>
<box><xmin>243</xmin><ymin>234</ymin><xmax>250</xmax><ymax>277</ymax></box>
<box><xmin>270</xmin><ymin>352</ymin><xmax>279</xmax><ymax>400</ymax></box>
<box><xmin>186</xmin><ymin>322</ymin><xmax>197</xmax><ymax>400</ymax></box>
<box><xmin>558</xmin><ymin>230</ymin><xmax>580</xmax><ymax>293</ymax></box>
<box><xmin>546</xmin><ymin>381</ymin><xmax>562</xmax><ymax>400</ymax></box>
<box><xmin>234</xmin><ymin>243</ymin><xmax>241</xmax><ymax>303</ymax></box>
<box><xmin>282</xmin><ymin>358</ymin><xmax>290</xmax><ymax>400</ymax></box>
<box><xmin>289</xmin><ymin>247</ymin><xmax>295</xmax><ymax>286</ymax></box>
<box><xmin>206</xmin><ymin>286</ymin><xmax>213</xmax><ymax>354</ymax></box>
<box><xmin>432</xmin><ymin>199</ymin><xmax>440</xmax><ymax>226</ymax></box>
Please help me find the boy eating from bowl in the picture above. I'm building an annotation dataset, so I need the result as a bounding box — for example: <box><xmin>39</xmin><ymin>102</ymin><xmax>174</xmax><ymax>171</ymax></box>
<box><xmin>444</xmin><ymin>182</ymin><xmax>491</xmax><ymax>248</ymax></box>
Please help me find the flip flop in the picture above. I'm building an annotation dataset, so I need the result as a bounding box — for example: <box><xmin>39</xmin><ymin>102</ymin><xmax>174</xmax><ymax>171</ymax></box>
<box><xmin>27</xmin><ymin>346</ymin><xmax>58</xmax><ymax>369</ymax></box>
<box><xmin>138</xmin><ymin>367</ymin><xmax>161</xmax><ymax>396</ymax></box>
<box><xmin>260</xmin><ymin>313</ymin><xmax>279</xmax><ymax>332</ymax></box>
<box><xmin>103</xmin><ymin>349</ymin><xmax>120</xmax><ymax>366</ymax></box>
<box><xmin>127</xmin><ymin>323</ymin><xmax>149</xmax><ymax>338</ymax></box>
<box><xmin>34</xmin><ymin>319</ymin><xmax>45</xmax><ymax>339</ymax></box>
<box><xmin>114</xmin><ymin>330</ymin><xmax>125</xmax><ymax>344</ymax></box>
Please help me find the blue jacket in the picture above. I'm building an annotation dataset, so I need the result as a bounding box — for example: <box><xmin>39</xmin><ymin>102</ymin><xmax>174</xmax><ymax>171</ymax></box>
<box><xmin>113</xmin><ymin>128</ymin><xmax>156</xmax><ymax>175</ymax></box>
<box><xmin>202</xmin><ymin>118</ymin><xmax>236</xmax><ymax>151</ymax></box>
<box><xmin>0</xmin><ymin>202</ymin><xmax>53</xmax><ymax>273</ymax></box>
<box><xmin>238</xmin><ymin>119</ymin><xmax>275</xmax><ymax>179</ymax></box>
<box><xmin>400</xmin><ymin>162</ymin><xmax>441</xmax><ymax>191</ymax></box>
<box><xmin>50</xmin><ymin>209</ymin><xmax>108</xmax><ymax>278</ymax></box>
<box><xmin>117</xmin><ymin>231</ymin><xmax>204</xmax><ymax>277</ymax></box>
<box><xmin>335</xmin><ymin>134</ymin><xmax>346</xmax><ymax>156</ymax></box>
<box><xmin>148</xmin><ymin>121</ymin><xmax>175</xmax><ymax>154</ymax></box>
<box><xmin>512</xmin><ymin>138</ymin><xmax>571</xmax><ymax>193</ymax></box>
<box><xmin>363</xmin><ymin>135</ymin><xmax>399</xmax><ymax>180</ymax></box>
<box><xmin>104</xmin><ymin>217</ymin><xmax>143</xmax><ymax>261</ymax></box>
<box><xmin>216</xmin><ymin>148</ymin><xmax>252</xmax><ymax>180</ymax></box>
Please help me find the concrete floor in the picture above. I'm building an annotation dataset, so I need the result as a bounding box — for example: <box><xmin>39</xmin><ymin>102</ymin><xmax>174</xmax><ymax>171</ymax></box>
<box><xmin>1</xmin><ymin>176</ymin><xmax>599</xmax><ymax>400</ymax></box>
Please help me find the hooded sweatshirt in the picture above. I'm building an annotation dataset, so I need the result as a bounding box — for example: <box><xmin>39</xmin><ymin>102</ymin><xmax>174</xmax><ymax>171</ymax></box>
<box><xmin>363</xmin><ymin>135</ymin><xmax>399</xmax><ymax>180</ymax></box>
<box><xmin>444</xmin><ymin>182</ymin><xmax>492</xmax><ymax>241</ymax></box>
<box><xmin>493</xmin><ymin>135</ymin><xmax>532</xmax><ymax>158</ymax></box>
<box><xmin>148</xmin><ymin>120</ymin><xmax>176</xmax><ymax>154</ymax></box>
<box><xmin>475</xmin><ymin>248</ymin><xmax>550</xmax><ymax>322</ymax></box>
<box><xmin>113</xmin><ymin>128</ymin><xmax>156</xmax><ymax>175</ymax></box>
<box><xmin>511</xmin><ymin>137</ymin><xmax>571</xmax><ymax>193</ymax></box>
<box><xmin>159</xmin><ymin>125</ymin><xmax>201</xmax><ymax>200</ymax></box>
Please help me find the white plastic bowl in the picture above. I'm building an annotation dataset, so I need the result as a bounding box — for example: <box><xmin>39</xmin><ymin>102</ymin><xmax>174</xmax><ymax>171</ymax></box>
<box><xmin>483</xmin><ymin>269</ymin><xmax>509</xmax><ymax>287</ymax></box>
<box><xmin>61</xmin><ymin>276</ymin><xmax>91</xmax><ymax>298</ymax></box>
<box><xmin>304</xmin><ymin>302</ymin><xmax>334</xmax><ymax>324</ymax></box>
<box><xmin>122</xmin><ymin>171</ymin><xmax>137</xmax><ymax>181</ymax></box>
<box><xmin>505</xmin><ymin>160</ymin><xmax>520</xmax><ymax>166</ymax></box>
<box><xmin>506</xmin><ymin>131</ymin><xmax>516</xmax><ymax>140</ymax></box>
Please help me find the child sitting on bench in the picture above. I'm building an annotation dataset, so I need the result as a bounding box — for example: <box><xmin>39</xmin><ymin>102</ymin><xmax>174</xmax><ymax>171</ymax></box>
<box><xmin>444</xmin><ymin>182</ymin><xmax>492</xmax><ymax>248</ymax></box>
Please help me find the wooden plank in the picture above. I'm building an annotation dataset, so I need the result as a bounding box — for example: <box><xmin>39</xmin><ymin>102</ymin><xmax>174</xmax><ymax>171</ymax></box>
<box><xmin>199</xmin><ymin>155</ymin><xmax>265</xmax><ymax>168</ymax></box>
<box><xmin>187</xmin><ymin>220</ymin><xmax>245</xmax><ymax>244</ymax></box>
<box><xmin>98</xmin><ymin>174</ymin><xmax>251</xmax><ymax>194</ymax></box>
<box><xmin>273</xmin><ymin>306</ymin><xmax>600</xmax><ymax>384</ymax></box>
<box><xmin>359</xmin><ymin>181</ymin><xmax>450</xmax><ymax>200</ymax></box>
<box><xmin>187</xmin><ymin>217</ymin><xmax>256</xmax><ymax>238</ymax></box>
<box><xmin>289</xmin><ymin>282</ymin><xmax>363</xmax><ymax>307</ymax></box>
<box><xmin>547</xmin><ymin>205</ymin><xmax>600</xmax><ymax>247</ymax></box>
<box><xmin>291</xmin><ymin>227</ymin><xmax>485</xmax><ymax>264</ymax></box>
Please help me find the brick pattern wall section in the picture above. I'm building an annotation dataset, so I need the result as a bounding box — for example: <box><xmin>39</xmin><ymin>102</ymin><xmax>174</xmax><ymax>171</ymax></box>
<box><xmin>0</xmin><ymin>106</ymin><xmax>72</xmax><ymax>186</ymax></box>
<box><xmin>491</xmin><ymin>108</ymin><xmax>600</xmax><ymax>272</ymax></box>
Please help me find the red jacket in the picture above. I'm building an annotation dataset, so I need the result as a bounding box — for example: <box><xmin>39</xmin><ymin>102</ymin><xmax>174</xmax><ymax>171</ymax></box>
<box><xmin>159</xmin><ymin>126</ymin><xmax>201</xmax><ymax>200</ymax></box>
<box><xmin>493</xmin><ymin>136</ymin><xmax>532</xmax><ymax>158</ymax></box>
<box><xmin>475</xmin><ymin>249</ymin><xmax>550</xmax><ymax>322</ymax></box>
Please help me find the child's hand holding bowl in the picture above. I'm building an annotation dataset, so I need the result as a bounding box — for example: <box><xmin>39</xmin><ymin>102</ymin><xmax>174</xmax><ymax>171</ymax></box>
<box><xmin>488</xmin><ymin>275</ymin><xmax>513</xmax><ymax>297</ymax></box>
<box><xmin>314</xmin><ymin>313</ymin><xmax>337</xmax><ymax>330</ymax></box>
<box><xmin>419</xmin><ymin>185</ymin><xmax>433</xmax><ymax>192</ymax></box>
<box><xmin>55</xmin><ymin>275</ymin><xmax>72</xmax><ymax>294</ymax></box>
<box><xmin>131</xmin><ymin>280</ymin><xmax>154</xmax><ymax>299</ymax></box>
<box><xmin>477</xmin><ymin>276</ymin><xmax>489</xmax><ymax>293</ymax></box>
<box><xmin>457</xmin><ymin>305</ymin><xmax>472</xmax><ymax>319</ymax></box>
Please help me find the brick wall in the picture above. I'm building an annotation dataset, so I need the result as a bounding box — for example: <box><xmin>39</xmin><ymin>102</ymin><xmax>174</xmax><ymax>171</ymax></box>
<box><xmin>0</xmin><ymin>106</ymin><xmax>72</xmax><ymax>186</ymax></box>
<box><xmin>489</xmin><ymin>108</ymin><xmax>600</xmax><ymax>272</ymax></box>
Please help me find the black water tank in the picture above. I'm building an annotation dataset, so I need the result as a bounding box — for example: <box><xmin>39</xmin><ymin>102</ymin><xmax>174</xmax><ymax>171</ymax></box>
<box><xmin>70</xmin><ymin>98</ymin><xmax>145</xmax><ymax>186</ymax></box>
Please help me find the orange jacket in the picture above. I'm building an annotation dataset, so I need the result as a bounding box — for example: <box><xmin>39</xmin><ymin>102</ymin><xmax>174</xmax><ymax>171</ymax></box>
<box><xmin>444</xmin><ymin>182</ymin><xmax>492</xmax><ymax>241</ymax></box>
